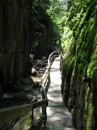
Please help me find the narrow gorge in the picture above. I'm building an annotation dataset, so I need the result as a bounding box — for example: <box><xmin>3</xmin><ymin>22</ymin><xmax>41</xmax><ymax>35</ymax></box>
<box><xmin>0</xmin><ymin>0</ymin><xmax>97</xmax><ymax>130</ymax></box>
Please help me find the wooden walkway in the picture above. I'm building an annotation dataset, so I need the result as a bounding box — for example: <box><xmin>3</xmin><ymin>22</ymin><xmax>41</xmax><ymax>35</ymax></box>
<box><xmin>43</xmin><ymin>56</ymin><xmax>76</xmax><ymax>130</ymax></box>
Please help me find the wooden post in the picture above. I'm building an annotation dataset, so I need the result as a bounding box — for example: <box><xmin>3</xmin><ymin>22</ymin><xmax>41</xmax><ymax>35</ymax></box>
<box><xmin>42</xmin><ymin>105</ymin><xmax>47</xmax><ymax>126</ymax></box>
<box><xmin>31</xmin><ymin>108</ymin><xmax>34</xmax><ymax>129</ymax></box>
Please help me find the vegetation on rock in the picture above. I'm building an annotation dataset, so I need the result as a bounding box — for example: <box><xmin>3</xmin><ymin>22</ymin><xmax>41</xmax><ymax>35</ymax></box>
<box><xmin>61</xmin><ymin>0</ymin><xmax>97</xmax><ymax>130</ymax></box>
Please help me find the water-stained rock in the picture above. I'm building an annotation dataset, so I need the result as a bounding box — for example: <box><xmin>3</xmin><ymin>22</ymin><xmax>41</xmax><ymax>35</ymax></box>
<box><xmin>0</xmin><ymin>0</ymin><xmax>33</xmax><ymax>91</ymax></box>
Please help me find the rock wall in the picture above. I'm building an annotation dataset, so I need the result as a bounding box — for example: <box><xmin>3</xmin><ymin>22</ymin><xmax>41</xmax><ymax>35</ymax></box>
<box><xmin>0</xmin><ymin>0</ymin><xmax>57</xmax><ymax>93</ymax></box>
<box><xmin>61</xmin><ymin>1</ymin><xmax>97</xmax><ymax>130</ymax></box>
<box><xmin>0</xmin><ymin>0</ymin><xmax>33</xmax><ymax>91</ymax></box>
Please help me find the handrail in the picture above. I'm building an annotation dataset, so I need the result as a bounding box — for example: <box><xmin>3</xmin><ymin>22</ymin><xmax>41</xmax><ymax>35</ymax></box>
<box><xmin>41</xmin><ymin>49</ymin><xmax>59</xmax><ymax>85</ymax></box>
<box><xmin>48</xmin><ymin>49</ymin><xmax>59</xmax><ymax>66</ymax></box>
<box><xmin>0</xmin><ymin>104</ymin><xmax>32</xmax><ymax>127</ymax></box>
<box><xmin>0</xmin><ymin>49</ymin><xmax>59</xmax><ymax>129</ymax></box>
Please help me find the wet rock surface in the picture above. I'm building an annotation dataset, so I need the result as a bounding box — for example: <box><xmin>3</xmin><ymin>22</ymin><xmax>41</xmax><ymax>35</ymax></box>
<box><xmin>0</xmin><ymin>55</ymin><xmax>48</xmax><ymax>109</ymax></box>
<box><xmin>25</xmin><ymin>54</ymin><xmax>48</xmax><ymax>77</ymax></box>
<box><xmin>0</xmin><ymin>0</ymin><xmax>33</xmax><ymax>91</ymax></box>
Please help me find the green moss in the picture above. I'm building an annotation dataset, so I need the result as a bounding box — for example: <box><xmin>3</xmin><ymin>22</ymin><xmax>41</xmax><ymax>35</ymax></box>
<box><xmin>82</xmin><ymin>83</ymin><xmax>94</xmax><ymax>130</ymax></box>
<box><xmin>86</xmin><ymin>102</ymin><xmax>94</xmax><ymax>130</ymax></box>
<box><xmin>87</xmin><ymin>48</ymin><xmax>97</xmax><ymax>78</ymax></box>
<box><xmin>84</xmin><ymin>90</ymin><xmax>94</xmax><ymax>130</ymax></box>
<box><xmin>61</xmin><ymin>27</ymin><xmax>74</xmax><ymax>57</ymax></box>
<box><xmin>61</xmin><ymin>1</ymin><xmax>97</xmax><ymax>130</ymax></box>
<box><xmin>71</xmin><ymin>108</ymin><xmax>74</xmax><ymax>116</ymax></box>
<box><xmin>13</xmin><ymin>114</ymin><xmax>32</xmax><ymax>130</ymax></box>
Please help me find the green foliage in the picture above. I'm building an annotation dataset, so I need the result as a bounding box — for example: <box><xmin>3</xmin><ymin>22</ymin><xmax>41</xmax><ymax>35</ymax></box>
<box><xmin>47</xmin><ymin>0</ymin><xmax>67</xmax><ymax>46</ymax></box>
<box><xmin>61</xmin><ymin>26</ymin><xmax>74</xmax><ymax>57</ymax></box>
<box><xmin>31</xmin><ymin>0</ymin><xmax>66</xmax><ymax>51</ymax></box>
<box><xmin>30</xmin><ymin>0</ymin><xmax>55</xmax><ymax>52</ymax></box>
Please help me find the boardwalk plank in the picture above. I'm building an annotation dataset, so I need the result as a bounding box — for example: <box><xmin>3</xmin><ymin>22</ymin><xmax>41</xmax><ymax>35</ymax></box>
<box><xmin>44</xmin><ymin>56</ymin><xmax>76</xmax><ymax>130</ymax></box>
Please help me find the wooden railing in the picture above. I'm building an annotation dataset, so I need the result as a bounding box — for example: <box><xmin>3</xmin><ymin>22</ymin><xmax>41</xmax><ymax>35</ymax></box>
<box><xmin>0</xmin><ymin>49</ymin><xmax>59</xmax><ymax>129</ymax></box>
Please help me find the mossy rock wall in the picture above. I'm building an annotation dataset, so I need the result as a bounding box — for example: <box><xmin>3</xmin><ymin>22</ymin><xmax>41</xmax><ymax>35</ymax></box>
<box><xmin>62</xmin><ymin>1</ymin><xmax>97</xmax><ymax>130</ymax></box>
